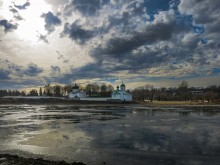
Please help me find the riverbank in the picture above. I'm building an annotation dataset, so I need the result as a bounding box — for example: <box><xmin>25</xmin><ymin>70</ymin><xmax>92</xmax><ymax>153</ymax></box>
<box><xmin>0</xmin><ymin>97</ymin><xmax>136</xmax><ymax>105</ymax></box>
<box><xmin>0</xmin><ymin>97</ymin><xmax>219</xmax><ymax>106</ymax></box>
<box><xmin>137</xmin><ymin>100</ymin><xmax>220</xmax><ymax>106</ymax></box>
<box><xmin>0</xmin><ymin>154</ymin><xmax>86</xmax><ymax>165</ymax></box>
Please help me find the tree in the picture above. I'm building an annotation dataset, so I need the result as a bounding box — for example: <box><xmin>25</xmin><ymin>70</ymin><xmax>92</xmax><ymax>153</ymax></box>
<box><xmin>63</xmin><ymin>84</ymin><xmax>72</xmax><ymax>95</ymax></box>
<box><xmin>100</xmin><ymin>84</ymin><xmax>108</xmax><ymax>97</ymax></box>
<box><xmin>0</xmin><ymin>90</ymin><xmax>8</xmax><ymax>97</ymax></box>
<box><xmin>100</xmin><ymin>84</ymin><xmax>107</xmax><ymax>92</ymax></box>
<box><xmin>21</xmin><ymin>90</ymin><xmax>26</xmax><ymax>96</ymax></box>
<box><xmin>54</xmin><ymin>85</ymin><xmax>61</xmax><ymax>97</ymax></box>
<box><xmin>44</xmin><ymin>84</ymin><xmax>52</xmax><ymax>96</ymax></box>
<box><xmin>85</xmin><ymin>84</ymin><xmax>99</xmax><ymax>97</ymax></box>
<box><xmin>107</xmin><ymin>85</ymin><xmax>114</xmax><ymax>92</ymax></box>
<box><xmin>29</xmin><ymin>89</ymin><xmax>38</xmax><ymax>96</ymax></box>
<box><xmin>39</xmin><ymin>87</ymin><xmax>43</xmax><ymax>96</ymax></box>
<box><xmin>177</xmin><ymin>81</ymin><xmax>189</xmax><ymax>101</ymax></box>
<box><xmin>178</xmin><ymin>80</ymin><xmax>189</xmax><ymax>90</ymax></box>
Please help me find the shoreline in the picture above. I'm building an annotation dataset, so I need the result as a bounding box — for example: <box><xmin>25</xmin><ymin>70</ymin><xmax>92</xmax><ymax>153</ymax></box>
<box><xmin>139</xmin><ymin>100</ymin><xmax>220</xmax><ymax>106</ymax></box>
<box><xmin>0</xmin><ymin>154</ymin><xmax>86</xmax><ymax>165</ymax></box>
<box><xmin>0</xmin><ymin>98</ymin><xmax>136</xmax><ymax>105</ymax></box>
<box><xmin>0</xmin><ymin>98</ymin><xmax>220</xmax><ymax>106</ymax></box>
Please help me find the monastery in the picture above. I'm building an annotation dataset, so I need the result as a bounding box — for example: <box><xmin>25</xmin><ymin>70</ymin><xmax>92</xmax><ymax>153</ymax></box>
<box><xmin>68</xmin><ymin>83</ymin><xmax>132</xmax><ymax>101</ymax></box>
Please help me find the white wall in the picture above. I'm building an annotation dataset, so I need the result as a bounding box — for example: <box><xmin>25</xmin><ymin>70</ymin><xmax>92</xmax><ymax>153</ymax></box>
<box><xmin>80</xmin><ymin>97</ymin><xmax>111</xmax><ymax>101</ymax></box>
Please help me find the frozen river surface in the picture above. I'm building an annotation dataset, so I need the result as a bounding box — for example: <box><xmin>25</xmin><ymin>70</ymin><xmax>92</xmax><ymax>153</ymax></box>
<box><xmin>0</xmin><ymin>104</ymin><xmax>220</xmax><ymax>165</ymax></box>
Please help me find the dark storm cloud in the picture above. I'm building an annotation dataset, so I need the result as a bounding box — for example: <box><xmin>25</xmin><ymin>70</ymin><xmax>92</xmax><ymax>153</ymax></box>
<box><xmin>57</xmin><ymin>0</ymin><xmax>220</xmax><ymax>81</ymax></box>
<box><xmin>59</xmin><ymin>2</ymin><xmax>188</xmax><ymax>79</ymax></box>
<box><xmin>0</xmin><ymin>20</ymin><xmax>17</xmax><ymax>32</ymax></box>
<box><xmin>13</xmin><ymin>1</ymin><xmax>30</xmax><ymax>10</ymax></box>
<box><xmin>0</xmin><ymin>79</ymin><xmax>45</xmax><ymax>90</ymax></box>
<box><xmin>41</xmin><ymin>12</ymin><xmax>62</xmax><ymax>33</ymax></box>
<box><xmin>61</xmin><ymin>21</ymin><xmax>95</xmax><ymax>44</ymax></box>
<box><xmin>178</xmin><ymin>0</ymin><xmax>220</xmax><ymax>71</ymax></box>
<box><xmin>63</xmin><ymin>0</ymin><xmax>108</xmax><ymax>16</ymax></box>
<box><xmin>91</xmin><ymin>13</ymin><xmax>176</xmax><ymax>64</ymax></box>
<box><xmin>179</xmin><ymin>0</ymin><xmax>220</xmax><ymax>34</ymax></box>
<box><xmin>50</xmin><ymin>63</ymin><xmax>110</xmax><ymax>84</ymax></box>
<box><xmin>23</xmin><ymin>64</ymin><xmax>43</xmax><ymax>76</ymax></box>
<box><xmin>0</xmin><ymin>59</ymin><xmax>43</xmax><ymax>79</ymax></box>
<box><xmin>0</xmin><ymin>70</ymin><xmax>10</xmax><ymax>79</ymax></box>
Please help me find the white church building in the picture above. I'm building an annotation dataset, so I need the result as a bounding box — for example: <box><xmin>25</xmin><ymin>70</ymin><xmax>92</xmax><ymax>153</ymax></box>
<box><xmin>111</xmin><ymin>83</ymin><xmax>132</xmax><ymax>101</ymax></box>
<box><xmin>68</xmin><ymin>83</ymin><xmax>132</xmax><ymax>102</ymax></box>
<box><xmin>68</xmin><ymin>84</ymin><xmax>86</xmax><ymax>99</ymax></box>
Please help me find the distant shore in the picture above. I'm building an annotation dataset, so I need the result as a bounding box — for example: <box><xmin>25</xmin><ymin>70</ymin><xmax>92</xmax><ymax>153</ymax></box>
<box><xmin>0</xmin><ymin>97</ymin><xmax>220</xmax><ymax>106</ymax></box>
<box><xmin>0</xmin><ymin>97</ymin><xmax>136</xmax><ymax>105</ymax></box>
<box><xmin>139</xmin><ymin>100</ymin><xmax>220</xmax><ymax>106</ymax></box>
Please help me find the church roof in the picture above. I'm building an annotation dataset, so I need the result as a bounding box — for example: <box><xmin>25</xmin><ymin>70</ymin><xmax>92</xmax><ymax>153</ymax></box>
<box><xmin>112</xmin><ymin>90</ymin><xmax>120</xmax><ymax>95</ymax></box>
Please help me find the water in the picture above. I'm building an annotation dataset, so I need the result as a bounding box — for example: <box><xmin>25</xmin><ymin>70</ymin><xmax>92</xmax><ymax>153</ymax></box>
<box><xmin>0</xmin><ymin>104</ymin><xmax>220</xmax><ymax>165</ymax></box>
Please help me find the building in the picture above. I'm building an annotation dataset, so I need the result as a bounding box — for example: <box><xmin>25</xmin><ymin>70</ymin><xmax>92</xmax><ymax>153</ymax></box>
<box><xmin>68</xmin><ymin>84</ymin><xmax>86</xmax><ymax>99</ymax></box>
<box><xmin>111</xmin><ymin>83</ymin><xmax>132</xmax><ymax>101</ymax></box>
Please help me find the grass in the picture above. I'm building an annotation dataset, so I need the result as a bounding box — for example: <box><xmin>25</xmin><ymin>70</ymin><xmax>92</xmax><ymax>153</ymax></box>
<box><xmin>141</xmin><ymin>100</ymin><xmax>218</xmax><ymax>105</ymax></box>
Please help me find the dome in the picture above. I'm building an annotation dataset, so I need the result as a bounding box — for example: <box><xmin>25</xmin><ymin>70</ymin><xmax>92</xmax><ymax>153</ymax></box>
<box><xmin>120</xmin><ymin>83</ymin><xmax>125</xmax><ymax>87</ymax></box>
<box><xmin>72</xmin><ymin>84</ymin><xmax>79</xmax><ymax>89</ymax></box>
<box><xmin>120</xmin><ymin>83</ymin><xmax>126</xmax><ymax>91</ymax></box>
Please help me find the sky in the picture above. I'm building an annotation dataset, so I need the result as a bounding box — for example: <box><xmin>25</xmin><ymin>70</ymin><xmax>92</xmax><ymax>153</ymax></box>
<box><xmin>0</xmin><ymin>0</ymin><xmax>220</xmax><ymax>90</ymax></box>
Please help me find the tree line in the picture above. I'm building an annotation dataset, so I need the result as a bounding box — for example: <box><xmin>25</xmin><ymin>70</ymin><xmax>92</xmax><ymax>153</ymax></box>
<box><xmin>1</xmin><ymin>81</ymin><xmax>220</xmax><ymax>102</ymax></box>
<box><xmin>0</xmin><ymin>83</ymin><xmax>114</xmax><ymax>98</ymax></box>
<box><xmin>131</xmin><ymin>81</ymin><xmax>220</xmax><ymax>103</ymax></box>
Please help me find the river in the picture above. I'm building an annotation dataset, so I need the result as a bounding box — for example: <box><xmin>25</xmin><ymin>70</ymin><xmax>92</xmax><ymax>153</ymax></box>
<box><xmin>0</xmin><ymin>104</ymin><xmax>220</xmax><ymax>165</ymax></box>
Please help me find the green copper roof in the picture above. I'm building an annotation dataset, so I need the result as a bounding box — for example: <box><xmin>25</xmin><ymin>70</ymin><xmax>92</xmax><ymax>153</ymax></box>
<box><xmin>112</xmin><ymin>90</ymin><xmax>120</xmax><ymax>95</ymax></box>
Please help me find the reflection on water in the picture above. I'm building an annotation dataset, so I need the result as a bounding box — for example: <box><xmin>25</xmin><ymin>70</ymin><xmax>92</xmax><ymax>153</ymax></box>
<box><xmin>0</xmin><ymin>104</ymin><xmax>220</xmax><ymax>165</ymax></box>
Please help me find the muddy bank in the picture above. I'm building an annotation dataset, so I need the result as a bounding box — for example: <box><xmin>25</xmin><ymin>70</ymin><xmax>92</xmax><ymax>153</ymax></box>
<box><xmin>0</xmin><ymin>154</ymin><xmax>86</xmax><ymax>165</ymax></box>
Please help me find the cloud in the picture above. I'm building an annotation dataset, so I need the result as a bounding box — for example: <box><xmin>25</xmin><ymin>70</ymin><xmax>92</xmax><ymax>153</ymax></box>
<box><xmin>61</xmin><ymin>21</ymin><xmax>96</xmax><ymax>44</ymax></box>
<box><xmin>56</xmin><ymin>50</ymin><xmax>64</xmax><ymax>60</ymax></box>
<box><xmin>63</xmin><ymin>0</ymin><xmax>105</xmax><ymax>16</ymax></box>
<box><xmin>0</xmin><ymin>19</ymin><xmax>17</xmax><ymax>32</ymax></box>
<box><xmin>0</xmin><ymin>70</ymin><xmax>10</xmax><ymax>79</ymax></box>
<box><xmin>41</xmin><ymin>11</ymin><xmax>62</xmax><ymax>33</ymax></box>
<box><xmin>9</xmin><ymin>7</ymin><xmax>18</xmax><ymax>14</ymax></box>
<box><xmin>56</xmin><ymin>51</ymin><xmax>70</xmax><ymax>63</ymax></box>
<box><xmin>9</xmin><ymin>7</ymin><xmax>24</xmax><ymax>21</ymax></box>
<box><xmin>23</xmin><ymin>64</ymin><xmax>43</xmax><ymax>76</ymax></box>
<box><xmin>38</xmin><ymin>34</ymin><xmax>49</xmax><ymax>43</ymax></box>
<box><xmin>13</xmin><ymin>1</ymin><xmax>30</xmax><ymax>10</ymax></box>
<box><xmin>89</xmin><ymin>10</ymin><xmax>176</xmax><ymax>70</ymax></box>
<box><xmin>179</xmin><ymin>0</ymin><xmax>220</xmax><ymax>35</ymax></box>
<box><xmin>1</xmin><ymin>0</ymin><xmax>220</xmax><ymax>89</ymax></box>
<box><xmin>0</xmin><ymin>59</ymin><xmax>43</xmax><ymax>80</ymax></box>
<box><xmin>51</xmin><ymin>65</ymin><xmax>61</xmax><ymax>75</ymax></box>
